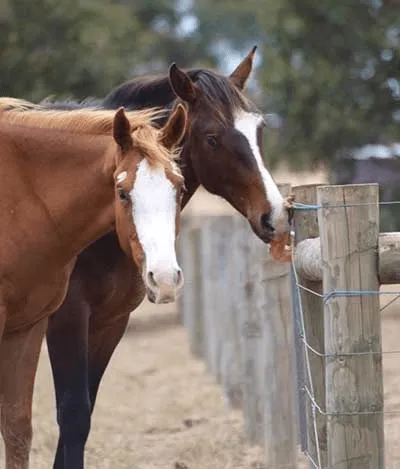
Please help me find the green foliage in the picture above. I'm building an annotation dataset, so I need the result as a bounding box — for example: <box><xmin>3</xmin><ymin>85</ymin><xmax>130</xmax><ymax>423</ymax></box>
<box><xmin>192</xmin><ymin>0</ymin><xmax>264</xmax><ymax>51</ymax></box>
<box><xmin>0</xmin><ymin>0</ymin><xmax>217</xmax><ymax>101</ymax></box>
<box><xmin>0</xmin><ymin>0</ymin><xmax>141</xmax><ymax>100</ymax></box>
<box><xmin>258</xmin><ymin>0</ymin><xmax>400</xmax><ymax>168</ymax></box>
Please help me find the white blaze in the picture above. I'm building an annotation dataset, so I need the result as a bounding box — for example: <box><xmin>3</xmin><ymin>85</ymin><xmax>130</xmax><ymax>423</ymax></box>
<box><xmin>234</xmin><ymin>110</ymin><xmax>285</xmax><ymax>226</ymax></box>
<box><xmin>130</xmin><ymin>159</ymin><xmax>179</xmax><ymax>276</ymax></box>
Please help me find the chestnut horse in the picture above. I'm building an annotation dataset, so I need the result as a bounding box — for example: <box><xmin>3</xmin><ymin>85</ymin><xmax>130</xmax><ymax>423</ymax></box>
<box><xmin>0</xmin><ymin>100</ymin><xmax>187</xmax><ymax>469</ymax></box>
<box><xmin>45</xmin><ymin>47</ymin><xmax>292</xmax><ymax>469</ymax></box>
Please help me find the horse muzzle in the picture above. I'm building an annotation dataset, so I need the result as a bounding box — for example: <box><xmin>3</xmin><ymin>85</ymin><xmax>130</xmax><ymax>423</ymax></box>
<box><xmin>144</xmin><ymin>267</ymin><xmax>184</xmax><ymax>304</ymax></box>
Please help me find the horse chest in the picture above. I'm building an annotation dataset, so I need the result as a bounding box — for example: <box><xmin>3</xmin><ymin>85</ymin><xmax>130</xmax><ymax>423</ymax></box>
<box><xmin>3</xmin><ymin>263</ymin><xmax>75</xmax><ymax>333</ymax></box>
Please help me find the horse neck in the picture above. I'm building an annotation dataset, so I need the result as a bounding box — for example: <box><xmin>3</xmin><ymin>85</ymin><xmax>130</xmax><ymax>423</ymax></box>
<box><xmin>179</xmin><ymin>144</ymin><xmax>200</xmax><ymax>210</ymax></box>
<box><xmin>2</xmin><ymin>123</ymin><xmax>117</xmax><ymax>265</ymax></box>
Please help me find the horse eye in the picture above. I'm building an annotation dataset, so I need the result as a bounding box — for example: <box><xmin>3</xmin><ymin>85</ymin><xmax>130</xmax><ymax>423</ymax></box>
<box><xmin>117</xmin><ymin>187</ymin><xmax>130</xmax><ymax>203</ymax></box>
<box><xmin>206</xmin><ymin>136</ymin><xmax>217</xmax><ymax>147</ymax></box>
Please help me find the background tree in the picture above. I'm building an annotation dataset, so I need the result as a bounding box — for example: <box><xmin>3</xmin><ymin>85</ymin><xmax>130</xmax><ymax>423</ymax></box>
<box><xmin>259</xmin><ymin>0</ymin><xmax>400</xmax><ymax>169</ymax></box>
<box><xmin>0</xmin><ymin>0</ymin><xmax>217</xmax><ymax>101</ymax></box>
<box><xmin>0</xmin><ymin>0</ymin><xmax>136</xmax><ymax>100</ymax></box>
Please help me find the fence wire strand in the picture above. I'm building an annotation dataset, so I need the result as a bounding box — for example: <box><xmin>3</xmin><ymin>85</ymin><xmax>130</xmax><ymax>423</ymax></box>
<box><xmin>290</xmin><ymin>232</ymin><xmax>323</xmax><ymax>469</ymax></box>
<box><xmin>294</xmin><ymin>200</ymin><xmax>400</xmax><ymax>211</ymax></box>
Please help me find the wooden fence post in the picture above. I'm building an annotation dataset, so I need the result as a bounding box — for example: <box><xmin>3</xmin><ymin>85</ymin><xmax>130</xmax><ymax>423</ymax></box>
<box><xmin>178</xmin><ymin>216</ymin><xmax>204</xmax><ymax>358</ymax></box>
<box><xmin>292</xmin><ymin>184</ymin><xmax>327</xmax><ymax>468</ymax></box>
<box><xmin>261</xmin><ymin>184</ymin><xmax>297</xmax><ymax>468</ymax></box>
<box><xmin>199</xmin><ymin>216</ymin><xmax>220</xmax><ymax>375</ymax></box>
<box><xmin>317</xmin><ymin>184</ymin><xmax>384</xmax><ymax>469</ymax></box>
<box><xmin>236</xmin><ymin>220</ymin><xmax>264</xmax><ymax>444</ymax></box>
<box><xmin>236</xmin><ymin>182</ymin><xmax>297</xmax><ymax>455</ymax></box>
<box><xmin>220</xmin><ymin>215</ymin><xmax>244</xmax><ymax>409</ymax></box>
<box><xmin>213</xmin><ymin>215</ymin><xmax>236</xmax><ymax>384</ymax></box>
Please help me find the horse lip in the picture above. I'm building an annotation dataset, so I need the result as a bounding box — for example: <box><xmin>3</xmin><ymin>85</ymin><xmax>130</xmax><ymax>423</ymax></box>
<box><xmin>145</xmin><ymin>287</ymin><xmax>176</xmax><ymax>304</ymax></box>
<box><xmin>158</xmin><ymin>295</ymin><xmax>175</xmax><ymax>304</ymax></box>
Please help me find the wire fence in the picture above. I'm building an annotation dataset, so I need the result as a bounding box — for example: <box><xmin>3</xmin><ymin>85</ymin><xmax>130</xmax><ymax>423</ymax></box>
<box><xmin>291</xmin><ymin>198</ymin><xmax>400</xmax><ymax>469</ymax></box>
<box><xmin>177</xmin><ymin>187</ymin><xmax>400</xmax><ymax>469</ymax></box>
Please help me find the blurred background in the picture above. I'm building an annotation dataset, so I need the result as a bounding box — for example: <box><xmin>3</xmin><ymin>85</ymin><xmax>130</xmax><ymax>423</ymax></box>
<box><xmin>1</xmin><ymin>0</ymin><xmax>399</xmax><ymax>227</ymax></box>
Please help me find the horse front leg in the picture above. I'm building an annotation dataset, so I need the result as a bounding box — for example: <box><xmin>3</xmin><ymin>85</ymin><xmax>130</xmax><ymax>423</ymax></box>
<box><xmin>46</xmin><ymin>288</ymin><xmax>91</xmax><ymax>469</ymax></box>
<box><xmin>0</xmin><ymin>317</ymin><xmax>48</xmax><ymax>469</ymax></box>
<box><xmin>87</xmin><ymin>314</ymin><xmax>131</xmax><ymax>413</ymax></box>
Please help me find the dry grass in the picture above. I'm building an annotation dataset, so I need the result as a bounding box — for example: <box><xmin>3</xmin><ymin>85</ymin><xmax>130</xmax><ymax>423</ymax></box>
<box><xmin>25</xmin><ymin>289</ymin><xmax>400</xmax><ymax>469</ymax></box>
<box><xmin>2</xmin><ymin>165</ymin><xmax>400</xmax><ymax>468</ymax></box>
<box><xmin>29</xmin><ymin>303</ymin><xmax>269</xmax><ymax>469</ymax></box>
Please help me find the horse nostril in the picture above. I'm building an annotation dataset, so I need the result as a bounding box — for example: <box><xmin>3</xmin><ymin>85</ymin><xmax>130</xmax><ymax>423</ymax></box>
<box><xmin>176</xmin><ymin>269</ymin><xmax>184</xmax><ymax>287</ymax></box>
<box><xmin>147</xmin><ymin>271</ymin><xmax>157</xmax><ymax>288</ymax></box>
<box><xmin>260</xmin><ymin>213</ymin><xmax>275</xmax><ymax>234</ymax></box>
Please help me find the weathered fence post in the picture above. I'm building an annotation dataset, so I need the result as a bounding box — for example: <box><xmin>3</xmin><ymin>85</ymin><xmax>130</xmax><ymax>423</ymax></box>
<box><xmin>262</xmin><ymin>184</ymin><xmax>297</xmax><ymax>468</ymax></box>
<box><xmin>237</xmin><ymin>220</ymin><xmax>264</xmax><ymax>444</ymax></box>
<box><xmin>199</xmin><ymin>216</ymin><xmax>220</xmax><ymax>375</ymax></box>
<box><xmin>178</xmin><ymin>216</ymin><xmax>204</xmax><ymax>358</ymax></box>
<box><xmin>220</xmin><ymin>215</ymin><xmax>246</xmax><ymax>409</ymax></box>
<box><xmin>213</xmin><ymin>215</ymin><xmax>236</xmax><ymax>384</ymax></box>
<box><xmin>317</xmin><ymin>184</ymin><xmax>384</xmax><ymax>469</ymax></box>
<box><xmin>238</xmin><ymin>183</ymin><xmax>296</xmax><ymax>450</ymax></box>
<box><xmin>292</xmin><ymin>184</ymin><xmax>327</xmax><ymax>468</ymax></box>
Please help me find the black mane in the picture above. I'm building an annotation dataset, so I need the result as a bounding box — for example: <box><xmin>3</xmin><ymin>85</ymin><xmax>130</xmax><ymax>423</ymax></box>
<box><xmin>103</xmin><ymin>73</ymin><xmax>178</xmax><ymax>110</ymax></box>
<box><xmin>102</xmin><ymin>69</ymin><xmax>254</xmax><ymax>116</ymax></box>
<box><xmin>41</xmin><ymin>68</ymin><xmax>256</xmax><ymax>123</ymax></box>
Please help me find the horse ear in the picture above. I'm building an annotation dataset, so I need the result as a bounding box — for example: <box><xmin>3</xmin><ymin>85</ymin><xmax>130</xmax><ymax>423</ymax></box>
<box><xmin>160</xmin><ymin>103</ymin><xmax>188</xmax><ymax>149</ymax></box>
<box><xmin>229</xmin><ymin>45</ymin><xmax>257</xmax><ymax>90</ymax></box>
<box><xmin>113</xmin><ymin>107</ymin><xmax>133</xmax><ymax>153</ymax></box>
<box><xmin>169</xmin><ymin>63</ymin><xmax>198</xmax><ymax>104</ymax></box>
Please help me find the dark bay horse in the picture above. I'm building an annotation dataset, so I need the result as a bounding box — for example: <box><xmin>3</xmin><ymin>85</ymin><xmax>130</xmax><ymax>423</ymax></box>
<box><xmin>45</xmin><ymin>47</ymin><xmax>293</xmax><ymax>469</ymax></box>
<box><xmin>0</xmin><ymin>100</ymin><xmax>187</xmax><ymax>469</ymax></box>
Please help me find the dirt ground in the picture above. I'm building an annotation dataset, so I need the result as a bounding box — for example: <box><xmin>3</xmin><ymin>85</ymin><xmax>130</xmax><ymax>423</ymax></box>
<box><xmin>2</xmin><ymin>165</ymin><xmax>400</xmax><ymax>468</ymax></box>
